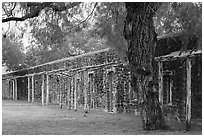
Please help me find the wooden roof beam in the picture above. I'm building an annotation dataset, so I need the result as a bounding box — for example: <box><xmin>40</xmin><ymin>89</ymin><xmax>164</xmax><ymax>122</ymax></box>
<box><xmin>155</xmin><ymin>49</ymin><xmax>202</xmax><ymax>62</ymax></box>
<box><xmin>2</xmin><ymin>48</ymin><xmax>110</xmax><ymax>76</ymax></box>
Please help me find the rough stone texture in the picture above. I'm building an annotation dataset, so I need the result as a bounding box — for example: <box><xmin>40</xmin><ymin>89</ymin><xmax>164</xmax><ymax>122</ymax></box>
<box><xmin>2</xmin><ymin>37</ymin><xmax>202</xmax><ymax>117</ymax></box>
<box><xmin>156</xmin><ymin>36</ymin><xmax>202</xmax><ymax>120</ymax></box>
<box><xmin>2</xmin><ymin>80</ymin><xmax>11</xmax><ymax>99</ymax></box>
<box><xmin>21</xmin><ymin>49</ymin><xmax>134</xmax><ymax>113</ymax></box>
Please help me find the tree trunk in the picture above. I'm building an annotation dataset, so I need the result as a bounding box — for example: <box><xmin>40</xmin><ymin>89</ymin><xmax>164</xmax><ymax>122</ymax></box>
<box><xmin>124</xmin><ymin>2</ymin><xmax>168</xmax><ymax>130</ymax></box>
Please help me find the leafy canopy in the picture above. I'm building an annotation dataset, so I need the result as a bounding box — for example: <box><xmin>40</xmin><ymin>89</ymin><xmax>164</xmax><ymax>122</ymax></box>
<box><xmin>2</xmin><ymin>37</ymin><xmax>25</xmax><ymax>71</ymax></box>
<box><xmin>2</xmin><ymin>2</ymin><xmax>202</xmax><ymax>71</ymax></box>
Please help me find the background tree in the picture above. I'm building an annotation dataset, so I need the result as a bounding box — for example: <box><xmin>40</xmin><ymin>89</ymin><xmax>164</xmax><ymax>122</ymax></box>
<box><xmin>2</xmin><ymin>2</ymin><xmax>107</xmax><ymax>68</ymax></box>
<box><xmin>155</xmin><ymin>2</ymin><xmax>202</xmax><ymax>49</ymax></box>
<box><xmin>2</xmin><ymin>36</ymin><xmax>26</xmax><ymax>71</ymax></box>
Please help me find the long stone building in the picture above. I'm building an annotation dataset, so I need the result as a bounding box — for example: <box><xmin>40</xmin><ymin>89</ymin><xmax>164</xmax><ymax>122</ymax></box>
<box><xmin>2</xmin><ymin>48</ymin><xmax>134</xmax><ymax>113</ymax></box>
<box><xmin>2</xmin><ymin>32</ymin><xmax>202</xmax><ymax>129</ymax></box>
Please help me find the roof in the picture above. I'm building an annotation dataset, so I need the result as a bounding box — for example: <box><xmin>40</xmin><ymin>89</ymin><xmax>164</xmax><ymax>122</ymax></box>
<box><xmin>155</xmin><ymin>49</ymin><xmax>202</xmax><ymax>61</ymax></box>
<box><xmin>2</xmin><ymin>48</ymin><xmax>110</xmax><ymax>76</ymax></box>
<box><xmin>157</xmin><ymin>30</ymin><xmax>185</xmax><ymax>40</ymax></box>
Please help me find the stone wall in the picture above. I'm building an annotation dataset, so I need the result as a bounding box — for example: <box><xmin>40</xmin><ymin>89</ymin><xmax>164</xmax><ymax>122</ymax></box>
<box><xmin>2</xmin><ymin>47</ymin><xmax>202</xmax><ymax>117</ymax></box>
<box><xmin>10</xmin><ymin>49</ymin><xmax>135</xmax><ymax>113</ymax></box>
<box><xmin>41</xmin><ymin>49</ymin><xmax>135</xmax><ymax>113</ymax></box>
<box><xmin>161</xmin><ymin>55</ymin><xmax>202</xmax><ymax>119</ymax></box>
<box><xmin>2</xmin><ymin>79</ymin><xmax>13</xmax><ymax>99</ymax></box>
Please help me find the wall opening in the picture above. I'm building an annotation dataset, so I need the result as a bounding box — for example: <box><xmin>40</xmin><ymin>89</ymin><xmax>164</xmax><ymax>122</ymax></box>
<box><xmin>107</xmin><ymin>71</ymin><xmax>113</xmax><ymax>112</ymax></box>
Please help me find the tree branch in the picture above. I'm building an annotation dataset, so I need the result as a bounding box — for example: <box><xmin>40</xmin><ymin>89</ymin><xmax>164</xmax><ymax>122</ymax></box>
<box><xmin>2</xmin><ymin>5</ymin><xmax>10</xmax><ymax>17</ymax></box>
<box><xmin>75</xmin><ymin>3</ymin><xmax>97</xmax><ymax>27</ymax></box>
<box><xmin>50</xmin><ymin>2</ymin><xmax>81</xmax><ymax>12</ymax></box>
<box><xmin>10</xmin><ymin>2</ymin><xmax>17</xmax><ymax>16</ymax></box>
<box><xmin>2</xmin><ymin>2</ymin><xmax>81</xmax><ymax>23</ymax></box>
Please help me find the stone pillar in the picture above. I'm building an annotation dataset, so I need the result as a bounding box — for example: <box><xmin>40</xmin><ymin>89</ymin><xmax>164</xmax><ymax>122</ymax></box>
<box><xmin>88</xmin><ymin>72</ymin><xmax>94</xmax><ymax>108</ymax></box>
<box><xmin>169</xmin><ymin>78</ymin><xmax>173</xmax><ymax>105</ymax></box>
<box><xmin>31</xmin><ymin>75</ymin><xmax>34</xmax><ymax>103</ymax></box>
<box><xmin>108</xmin><ymin>72</ymin><xmax>113</xmax><ymax>112</ymax></box>
<box><xmin>41</xmin><ymin>74</ymin><xmax>45</xmax><ymax>105</ymax></box>
<box><xmin>112</xmin><ymin>74</ymin><xmax>117</xmax><ymax>113</ymax></box>
<box><xmin>186</xmin><ymin>57</ymin><xmax>192</xmax><ymax>131</ymax></box>
<box><xmin>84</xmin><ymin>71</ymin><xmax>88</xmax><ymax>110</ymax></box>
<box><xmin>59</xmin><ymin>77</ymin><xmax>63</xmax><ymax>108</ymax></box>
<box><xmin>14</xmin><ymin>78</ymin><xmax>17</xmax><ymax>101</ymax></box>
<box><xmin>70</xmin><ymin>77</ymin><xmax>74</xmax><ymax>109</ymax></box>
<box><xmin>67</xmin><ymin>78</ymin><xmax>71</xmax><ymax>109</ymax></box>
<box><xmin>158</xmin><ymin>61</ymin><xmax>163</xmax><ymax>105</ymax></box>
<box><xmin>74</xmin><ymin>74</ymin><xmax>77</xmax><ymax>111</ymax></box>
<box><xmin>28</xmin><ymin>76</ymin><xmax>31</xmax><ymax>102</ymax></box>
<box><xmin>46</xmin><ymin>73</ymin><xmax>49</xmax><ymax>105</ymax></box>
<box><xmin>12</xmin><ymin>80</ymin><xmax>15</xmax><ymax>100</ymax></box>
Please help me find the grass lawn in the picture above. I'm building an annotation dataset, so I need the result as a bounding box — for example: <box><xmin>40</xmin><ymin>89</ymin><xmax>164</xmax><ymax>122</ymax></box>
<box><xmin>2</xmin><ymin>100</ymin><xmax>202</xmax><ymax>135</ymax></box>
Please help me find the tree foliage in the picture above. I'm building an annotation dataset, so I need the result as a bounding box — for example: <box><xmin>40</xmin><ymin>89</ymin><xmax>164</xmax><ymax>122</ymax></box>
<box><xmin>2</xmin><ymin>2</ymin><xmax>82</xmax><ymax>22</ymax></box>
<box><xmin>92</xmin><ymin>3</ymin><xmax>128</xmax><ymax>60</ymax></box>
<box><xmin>155</xmin><ymin>2</ymin><xmax>202</xmax><ymax>48</ymax></box>
<box><xmin>2</xmin><ymin>2</ymin><xmax>109</xmax><ymax>68</ymax></box>
<box><xmin>2</xmin><ymin>2</ymin><xmax>201</xmax><ymax>70</ymax></box>
<box><xmin>2</xmin><ymin>37</ymin><xmax>25</xmax><ymax>71</ymax></box>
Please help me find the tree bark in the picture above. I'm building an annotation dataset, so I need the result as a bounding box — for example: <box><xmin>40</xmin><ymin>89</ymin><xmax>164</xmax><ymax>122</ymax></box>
<box><xmin>124</xmin><ymin>2</ymin><xmax>168</xmax><ymax>130</ymax></box>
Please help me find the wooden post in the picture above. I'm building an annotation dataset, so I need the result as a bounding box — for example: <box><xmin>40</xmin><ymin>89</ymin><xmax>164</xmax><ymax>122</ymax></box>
<box><xmin>108</xmin><ymin>72</ymin><xmax>113</xmax><ymax>112</ymax></box>
<box><xmin>9</xmin><ymin>80</ymin><xmax>12</xmax><ymax>99</ymax></box>
<box><xmin>169</xmin><ymin>78</ymin><xmax>173</xmax><ymax>105</ymax></box>
<box><xmin>41</xmin><ymin>74</ymin><xmax>45</xmax><ymax>105</ymax></box>
<box><xmin>46</xmin><ymin>73</ymin><xmax>49</xmax><ymax>105</ymax></box>
<box><xmin>70</xmin><ymin>77</ymin><xmax>73</xmax><ymax>109</ymax></box>
<box><xmin>92</xmin><ymin>75</ymin><xmax>95</xmax><ymax>109</ymax></box>
<box><xmin>112</xmin><ymin>81</ymin><xmax>117</xmax><ymax>113</ymax></box>
<box><xmin>8</xmin><ymin>80</ymin><xmax>10</xmax><ymax>98</ymax></box>
<box><xmin>74</xmin><ymin>74</ymin><xmax>77</xmax><ymax>111</ymax></box>
<box><xmin>88</xmin><ymin>73</ymin><xmax>92</xmax><ymax>108</ymax></box>
<box><xmin>59</xmin><ymin>77</ymin><xmax>62</xmax><ymax>108</ymax></box>
<box><xmin>158</xmin><ymin>61</ymin><xmax>163</xmax><ymax>105</ymax></box>
<box><xmin>12</xmin><ymin>80</ymin><xmax>15</xmax><ymax>100</ymax></box>
<box><xmin>28</xmin><ymin>76</ymin><xmax>31</xmax><ymax>102</ymax></box>
<box><xmin>89</xmin><ymin>73</ymin><xmax>93</xmax><ymax>108</ymax></box>
<box><xmin>84</xmin><ymin>71</ymin><xmax>88</xmax><ymax>110</ymax></box>
<box><xmin>31</xmin><ymin>75</ymin><xmax>34</xmax><ymax>103</ymax></box>
<box><xmin>166</xmin><ymin>77</ymin><xmax>170</xmax><ymax>104</ymax></box>
<box><xmin>7</xmin><ymin>79</ymin><xmax>10</xmax><ymax>97</ymax></box>
<box><xmin>64</xmin><ymin>78</ymin><xmax>67</xmax><ymax>106</ymax></box>
<box><xmin>14</xmin><ymin>78</ymin><xmax>17</xmax><ymax>100</ymax></box>
<box><xmin>128</xmin><ymin>79</ymin><xmax>131</xmax><ymax>103</ymax></box>
<box><xmin>67</xmin><ymin>78</ymin><xmax>71</xmax><ymax>109</ymax></box>
<box><xmin>186</xmin><ymin>57</ymin><xmax>192</xmax><ymax>131</ymax></box>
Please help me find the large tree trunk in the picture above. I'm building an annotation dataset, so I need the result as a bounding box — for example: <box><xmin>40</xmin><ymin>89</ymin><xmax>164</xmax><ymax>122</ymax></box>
<box><xmin>124</xmin><ymin>2</ymin><xmax>168</xmax><ymax>130</ymax></box>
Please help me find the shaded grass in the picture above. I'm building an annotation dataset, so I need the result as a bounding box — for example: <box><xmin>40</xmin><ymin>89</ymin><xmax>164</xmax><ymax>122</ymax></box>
<box><xmin>2</xmin><ymin>100</ymin><xmax>201</xmax><ymax>135</ymax></box>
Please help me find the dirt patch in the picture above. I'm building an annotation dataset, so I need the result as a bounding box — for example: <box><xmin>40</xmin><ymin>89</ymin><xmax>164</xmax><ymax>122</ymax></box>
<box><xmin>2</xmin><ymin>100</ymin><xmax>202</xmax><ymax>135</ymax></box>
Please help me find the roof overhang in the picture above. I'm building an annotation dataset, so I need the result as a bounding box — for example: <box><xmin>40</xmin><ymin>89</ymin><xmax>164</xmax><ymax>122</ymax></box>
<box><xmin>155</xmin><ymin>49</ymin><xmax>202</xmax><ymax>62</ymax></box>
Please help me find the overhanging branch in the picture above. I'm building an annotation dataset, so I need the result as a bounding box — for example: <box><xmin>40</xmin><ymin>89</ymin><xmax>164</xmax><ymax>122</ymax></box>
<box><xmin>75</xmin><ymin>3</ymin><xmax>97</xmax><ymax>27</ymax></box>
<box><xmin>2</xmin><ymin>2</ymin><xmax>81</xmax><ymax>23</ymax></box>
<box><xmin>10</xmin><ymin>2</ymin><xmax>17</xmax><ymax>16</ymax></box>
